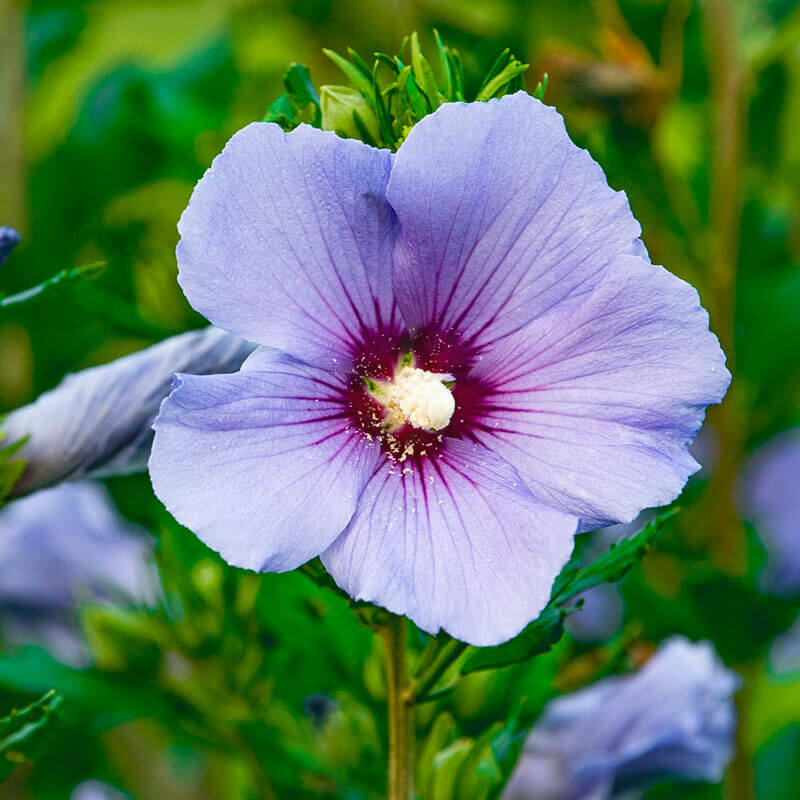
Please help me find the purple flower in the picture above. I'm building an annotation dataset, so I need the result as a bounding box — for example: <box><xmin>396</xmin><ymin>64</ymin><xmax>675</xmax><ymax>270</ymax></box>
<box><xmin>0</xmin><ymin>482</ymin><xmax>155</xmax><ymax>664</ymax></box>
<box><xmin>566</xmin><ymin>584</ymin><xmax>624</xmax><ymax>643</ymax></box>
<box><xmin>0</xmin><ymin>226</ymin><xmax>21</xmax><ymax>267</ymax></box>
<box><xmin>769</xmin><ymin>613</ymin><xmax>800</xmax><ymax>675</ymax></box>
<box><xmin>503</xmin><ymin>638</ymin><xmax>740</xmax><ymax>800</ymax></box>
<box><xmin>740</xmin><ymin>429</ymin><xmax>800</xmax><ymax>596</ymax></box>
<box><xmin>149</xmin><ymin>93</ymin><xmax>729</xmax><ymax>646</ymax></box>
<box><xmin>71</xmin><ymin>781</ymin><xmax>130</xmax><ymax>800</ymax></box>
<box><xmin>3</xmin><ymin>326</ymin><xmax>254</xmax><ymax>496</ymax></box>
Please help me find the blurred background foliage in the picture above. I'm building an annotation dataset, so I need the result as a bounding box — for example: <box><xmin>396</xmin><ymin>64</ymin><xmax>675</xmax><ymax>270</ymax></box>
<box><xmin>1</xmin><ymin>0</ymin><xmax>800</xmax><ymax>798</ymax></box>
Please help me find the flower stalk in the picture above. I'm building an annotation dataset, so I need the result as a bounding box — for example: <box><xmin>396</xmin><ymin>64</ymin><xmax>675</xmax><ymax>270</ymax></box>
<box><xmin>382</xmin><ymin>614</ymin><xmax>413</xmax><ymax>800</ymax></box>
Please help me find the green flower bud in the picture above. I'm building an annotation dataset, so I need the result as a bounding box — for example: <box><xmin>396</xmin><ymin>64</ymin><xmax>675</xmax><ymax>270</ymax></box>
<box><xmin>320</xmin><ymin>85</ymin><xmax>380</xmax><ymax>145</ymax></box>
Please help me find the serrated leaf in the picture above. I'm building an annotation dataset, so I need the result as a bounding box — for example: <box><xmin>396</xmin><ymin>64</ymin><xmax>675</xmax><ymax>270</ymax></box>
<box><xmin>461</xmin><ymin>605</ymin><xmax>570</xmax><ymax>674</ymax></box>
<box><xmin>551</xmin><ymin>509</ymin><xmax>678</xmax><ymax>605</ymax></box>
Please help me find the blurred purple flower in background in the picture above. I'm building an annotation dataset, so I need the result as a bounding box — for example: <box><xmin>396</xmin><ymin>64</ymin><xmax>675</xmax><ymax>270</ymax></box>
<box><xmin>503</xmin><ymin>637</ymin><xmax>740</xmax><ymax>799</ymax></box>
<box><xmin>0</xmin><ymin>226</ymin><xmax>21</xmax><ymax>267</ymax></box>
<box><xmin>3</xmin><ymin>326</ymin><xmax>254</xmax><ymax>496</ymax></box>
<box><xmin>70</xmin><ymin>780</ymin><xmax>130</xmax><ymax>800</ymax></box>
<box><xmin>565</xmin><ymin>513</ymin><xmax>655</xmax><ymax>643</ymax></box>
<box><xmin>770</xmin><ymin>614</ymin><xmax>800</xmax><ymax>675</ymax></box>
<box><xmin>150</xmin><ymin>92</ymin><xmax>729</xmax><ymax>645</ymax></box>
<box><xmin>0</xmin><ymin>482</ymin><xmax>156</xmax><ymax>665</ymax></box>
<box><xmin>566</xmin><ymin>583</ymin><xmax>624</xmax><ymax>643</ymax></box>
<box><xmin>740</xmin><ymin>428</ymin><xmax>800</xmax><ymax>596</ymax></box>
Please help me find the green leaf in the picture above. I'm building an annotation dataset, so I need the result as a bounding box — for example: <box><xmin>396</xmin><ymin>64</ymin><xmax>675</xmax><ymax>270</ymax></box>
<box><xmin>433</xmin><ymin>29</ymin><xmax>454</xmax><ymax>100</ymax></box>
<box><xmin>0</xmin><ymin>261</ymin><xmax>106</xmax><ymax>308</ymax></box>
<box><xmin>461</xmin><ymin>605</ymin><xmax>571</xmax><ymax>674</ymax></box>
<box><xmin>410</xmin><ymin>32</ymin><xmax>441</xmax><ymax>109</ymax></box>
<box><xmin>487</xmin><ymin>708</ymin><xmax>526</xmax><ymax>800</ymax></box>
<box><xmin>322</xmin><ymin>48</ymin><xmax>374</xmax><ymax>100</ymax></box>
<box><xmin>396</xmin><ymin>66</ymin><xmax>430</xmax><ymax>118</ymax></box>
<box><xmin>475</xmin><ymin>56</ymin><xmax>529</xmax><ymax>102</ymax></box>
<box><xmin>372</xmin><ymin>61</ymin><xmax>397</xmax><ymax>149</ymax></box>
<box><xmin>551</xmin><ymin>508</ymin><xmax>679</xmax><ymax>605</ymax></box>
<box><xmin>416</xmin><ymin>712</ymin><xmax>457</xmax><ymax>796</ymax></box>
<box><xmin>262</xmin><ymin>63</ymin><xmax>320</xmax><ymax>130</ymax></box>
<box><xmin>0</xmin><ymin>691</ymin><xmax>63</xmax><ymax>779</ymax></box>
<box><xmin>347</xmin><ymin>48</ymin><xmax>374</xmax><ymax>85</ymax></box>
<box><xmin>478</xmin><ymin>48</ymin><xmax>512</xmax><ymax>92</ymax></box>
<box><xmin>431</xmin><ymin>739</ymin><xmax>473</xmax><ymax>800</ymax></box>
<box><xmin>263</xmin><ymin>63</ymin><xmax>321</xmax><ymax>130</ymax></box>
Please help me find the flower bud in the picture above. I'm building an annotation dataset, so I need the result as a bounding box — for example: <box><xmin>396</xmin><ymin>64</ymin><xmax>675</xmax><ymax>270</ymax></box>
<box><xmin>320</xmin><ymin>85</ymin><xmax>380</xmax><ymax>143</ymax></box>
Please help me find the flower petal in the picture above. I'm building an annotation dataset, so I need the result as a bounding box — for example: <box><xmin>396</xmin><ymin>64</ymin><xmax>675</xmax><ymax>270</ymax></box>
<box><xmin>149</xmin><ymin>349</ymin><xmax>381</xmax><ymax>572</ymax></box>
<box><xmin>177</xmin><ymin>123</ymin><xmax>399</xmax><ymax>371</ymax></box>
<box><xmin>4</xmin><ymin>327</ymin><xmax>254</xmax><ymax>496</ymax></box>
<box><xmin>469</xmin><ymin>255</ymin><xmax>731</xmax><ymax>530</ymax></box>
<box><xmin>504</xmin><ymin>638</ymin><xmax>739</xmax><ymax>799</ymax></box>
<box><xmin>387</xmin><ymin>92</ymin><xmax>643</xmax><ymax>345</ymax></box>
<box><xmin>321</xmin><ymin>439</ymin><xmax>576</xmax><ymax>646</ymax></box>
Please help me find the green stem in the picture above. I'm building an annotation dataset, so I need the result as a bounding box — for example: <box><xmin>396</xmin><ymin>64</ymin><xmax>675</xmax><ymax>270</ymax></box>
<box><xmin>382</xmin><ymin>614</ymin><xmax>412</xmax><ymax>800</ymax></box>
<box><xmin>406</xmin><ymin>638</ymin><xmax>468</xmax><ymax>705</ymax></box>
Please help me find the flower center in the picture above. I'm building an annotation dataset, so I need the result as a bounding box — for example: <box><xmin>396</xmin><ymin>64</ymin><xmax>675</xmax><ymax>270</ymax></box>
<box><xmin>372</xmin><ymin>365</ymin><xmax>455</xmax><ymax>432</ymax></box>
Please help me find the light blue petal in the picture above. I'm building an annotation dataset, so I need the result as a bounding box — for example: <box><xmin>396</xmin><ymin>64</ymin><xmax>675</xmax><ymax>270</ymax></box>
<box><xmin>177</xmin><ymin>123</ymin><xmax>399</xmax><ymax>372</ymax></box>
<box><xmin>322</xmin><ymin>438</ymin><xmax>577</xmax><ymax>646</ymax></box>
<box><xmin>4</xmin><ymin>327</ymin><xmax>254</xmax><ymax>495</ymax></box>
<box><xmin>149</xmin><ymin>348</ymin><xmax>381</xmax><ymax>572</ymax></box>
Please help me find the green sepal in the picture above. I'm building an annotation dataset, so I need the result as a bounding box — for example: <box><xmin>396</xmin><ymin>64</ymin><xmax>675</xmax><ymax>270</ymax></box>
<box><xmin>263</xmin><ymin>63</ymin><xmax>321</xmax><ymax>130</ymax></box>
